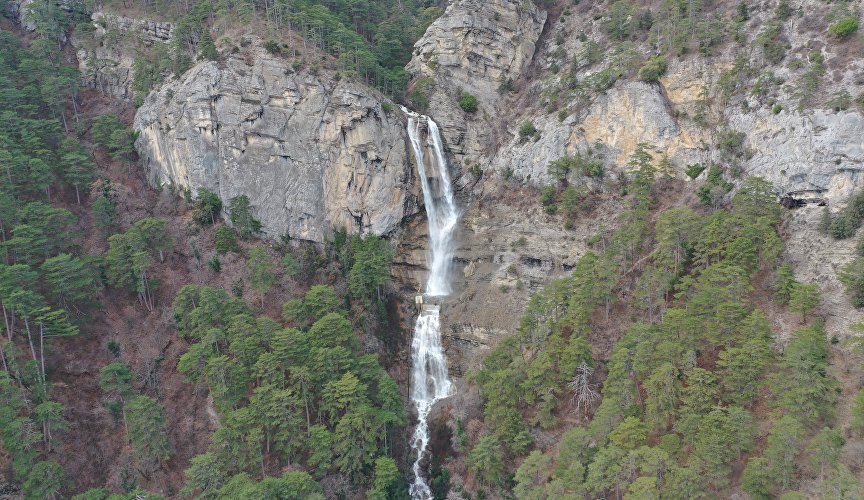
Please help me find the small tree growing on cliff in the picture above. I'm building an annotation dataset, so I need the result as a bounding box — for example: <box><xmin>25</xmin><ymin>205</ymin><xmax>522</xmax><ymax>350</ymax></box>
<box><xmin>199</xmin><ymin>31</ymin><xmax>218</xmax><ymax>61</ymax></box>
<box><xmin>193</xmin><ymin>188</ymin><xmax>222</xmax><ymax>226</ymax></box>
<box><xmin>229</xmin><ymin>195</ymin><xmax>261</xmax><ymax>239</ymax></box>
<box><xmin>789</xmin><ymin>282</ymin><xmax>821</xmax><ymax>322</ymax></box>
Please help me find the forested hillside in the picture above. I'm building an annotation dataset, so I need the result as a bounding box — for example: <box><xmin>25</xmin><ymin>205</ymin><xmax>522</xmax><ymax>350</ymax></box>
<box><xmin>0</xmin><ymin>1</ymin><xmax>414</xmax><ymax>497</ymax></box>
<box><xmin>2</xmin><ymin>0</ymin><xmax>864</xmax><ymax>498</ymax></box>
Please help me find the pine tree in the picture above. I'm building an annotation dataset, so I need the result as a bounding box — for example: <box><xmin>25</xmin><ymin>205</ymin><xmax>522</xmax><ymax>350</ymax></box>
<box><xmin>468</xmin><ymin>435</ymin><xmax>505</xmax><ymax>488</ymax></box>
<box><xmin>181</xmin><ymin>452</ymin><xmax>225</xmax><ymax>499</ymax></box>
<box><xmin>229</xmin><ymin>195</ymin><xmax>261</xmax><ymax>239</ymax></box>
<box><xmin>247</xmin><ymin>246</ymin><xmax>275</xmax><ymax>308</ymax></box>
<box><xmin>789</xmin><ymin>282</ymin><xmax>821</xmax><ymax>322</ymax></box>
<box><xmin>199</xmin><ymin>30</ymin><xmax>218</xmax><ymax>61</ymax></box>
<box><xmin>22</xmin><ymin>461</ymin><xmax>64</xmax><ymax>500</ymax></box>
<box><xmin>126</xmin><ymin>395</ymin><xmax>172</xmax><ymax>471</ymax></box>
<box><xmin>58</xmin><ymin>136</ymin><xmax>93</xmax><ymax>204</ymax></box>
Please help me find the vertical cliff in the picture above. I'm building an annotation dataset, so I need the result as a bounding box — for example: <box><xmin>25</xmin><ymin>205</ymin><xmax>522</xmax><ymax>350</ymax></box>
<box><xmin>134</xmin><ymin>42</ymin><xmax>420</xmax><ymax>243</ymax></box>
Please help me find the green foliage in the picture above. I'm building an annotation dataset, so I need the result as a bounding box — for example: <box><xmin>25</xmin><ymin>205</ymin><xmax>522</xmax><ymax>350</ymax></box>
<box><xmin>40</xmin><ymin>253</ymin><xmax>103</xmax><ymax>313</ymax></box>
<box><xmin>539</xmin><ymin>186</ymin><xmax>557</xmax><ymax>214</ymax></box>
<box><xmin>193</xmin><ymin>188</ymin><xmax>222</xmax><ymax>226</ymax></box>
<box><xmin>105</xmin><ymin>218</ymin><xmax>172</xmax><ymax>310</ymax></box>
<box><xmin>347</xmin><ymin>235</ymin><xmax>392</xmax><ymax>307</ymax></box>
<box><xmin>829</xmin><ymin>17</ymin><xmax>859</xmax><ymax>38</ymax></box>
<box><xmin>92</xmin><ymin>188</ymin><xmax>118</xmax><ymax>236</ymax></box>
<box><xmin>215</xmin><ymin>226</ymin><xmax>240</xmax><ymax>254</ymax></box>
<box><xmin>458</xmin><ymin>92</ymin><xmax>478</xmax><ymax>113</ymax></box>
<box><xmin>132</xmin><ymin>44</ymin><xmax>172</xmax><ymax>98</ymax></box>
<box><xmin>770</xmin><ymin>321</ymin><xmax>837</xmax><ymax>426</ymax></box>
<box><xmin>638</xmin><ymin>55</ymin><xmax>667</xmax><ymax>82</ymax></box>
<box><xmin>23</xmin><ymin>460</ymin><xmax>64</xmax><ymax>500</ymax></box>
<box><xmin>264</xmin><ymin>39</ymin><xmax>281</xmax><ymax>55</ymax></box>
<box><xmin>547</xmin><ymin>152</ymin><xmax>603</xmax><ymax>186</ymax></box>
<box><xmin>755</xmin><ymin>21</ymin><xmax>786</xmax><ymax>64</ymax></box>
<box><xmin>91</xmin><ymin>114</ymin><xmax>136</xmax><ymax>161</ymax></box>
<box><xmin>126</xmin><ymin>395</ymin><xmax>171</xmax><ymax>469</ymax></box>
<box><xmin>764</xmin><ymin>415</ymin><xmax>805</xmax><ymax>491</ymax></box>
<box><xmin>173</xmin><ymin>282</ymin><xmax>404</xmax><ymax>488</ymax></box>
<box><xmin>198</xmin><ymin>30</ymin><xmax>218</xmax><ymax>61</ymax></box>
<box><xmin>247</xmin><ymin>246</ymin><xmax>276</xmax><ymax>307</ymax></box>
<box><xmin>468</xmin><ymin>435</ymin><xmax>505</xmax><ymax>488</ymax></box>
<box><xmin>409</xmin><ymin>77</ymin><xmax>434</xmax><ymax>112</ymax></box>
<box><xmin>840</xmin><ymin>257</ymin><xmax>864</xmax><ymax>307</ymax></box>
<box><xmin>684</xmin><ymin>163</ymin><xmax>705</xmax><ymax>179</ymax></box>
<box><xmin>788</xmin><ymin>282</ymin><xmax>821</xmax><ymax>320</ymax></box>
<box><xmin>369</xmin><ymin>456</ymin><xmax>400</xmax><ymax>499</ymax></box>
<box><xmin>228</xmin><ymin>195</ymin><xmax>261</xmax><ymax>239</ymax></box>
<box><xmin>519</xmin><ymin>122</ymin><xmax>537</xmax><ymax>138</ymax></box>
<box><xmin>59</xmin><ymin>136</ymin><xmax>94</xmax><ymax>203</ymax></box>
<box><xmin>851</xmin><ymin>388</ymin><xmax>864</xmax><ymax>435</ymax></box>
<box><xmin>181</xmin><ymin>452</ymin><xmax>225</xmax><ymax>499</ymax></box>
<box><xmin>605</xmin><ymin>0</ymin><xmax>634</xmax><ymax>40</ymax></box>
<box><xmin>283</xmin><ymin>285</ymin><xmax>340</xmax><ymax>327</ymax></box>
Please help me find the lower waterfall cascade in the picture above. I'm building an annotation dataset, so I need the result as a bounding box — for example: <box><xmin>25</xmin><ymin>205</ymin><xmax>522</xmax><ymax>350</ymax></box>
<box><xmin>403</xmin><ymin>107</ymin><xmax>458</xmax><ymax>499</ymax></box>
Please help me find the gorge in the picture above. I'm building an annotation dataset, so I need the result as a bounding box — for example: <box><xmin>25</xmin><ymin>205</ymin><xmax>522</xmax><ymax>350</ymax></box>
<box><xmin>404</xmin><ymin>108</ymin><xmax>459</xmax><ymax>499</ymax></box>
<box><xmin>4</xmin><ymin>0</ymin><xmax>864</xmax><ymax>498</ymax></box>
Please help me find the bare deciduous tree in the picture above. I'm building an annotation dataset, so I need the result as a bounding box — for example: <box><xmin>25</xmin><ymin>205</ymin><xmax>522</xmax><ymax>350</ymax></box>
<box><xmin>570</xmin><ymin>362</ymin><xmax>600</xmax><ymax>416</ymax></box>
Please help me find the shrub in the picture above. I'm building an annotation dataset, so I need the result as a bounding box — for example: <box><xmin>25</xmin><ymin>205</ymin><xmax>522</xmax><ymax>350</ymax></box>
<box><xmin>498</xmin><ymin>78</ymin><xmax>515</xmax><ymax>94</ymax></box>
<box><xmin>381</xmin><ymin>102</ymin><xmax>392</xmax><ymax>113</ymax></box>
<box><xmin>826</xmin><ymin>89</ymin><xmax>851</xmax><ymax>111</ymax></box>
<box><xmin>638</xmin><ymin>55</ymin><xmax>667</xmax><ymax>82</ymax></box>
<box><xmin>772</xmin><ymin>104</ymin><xmax>783</xmax><ymax>114</ymax></box>
<box><xmin>716</xmin><ymin>129</ymin><xmax>746</xmax><ymax>157</ymax></box>
<box><xmin>458</xmin><ymin>92</ymin><xmax>478</xmax><ymax>113</ymax></box>
<box><xmin>409</xmin><ymin>77</ymin><xmax>435</xmax><ymax>112</ymax></box>
<box><xmin>208</xmin><ymin>255</ymin><xmax>221</xmax><ymax>272</ymax></box>
<box><xmin>264</xmin><ymin>40</ymin><xmax>281</xmax><ymax>55</ymax></box>
<box><xmin>519</xmin><ymin>122</ymin><xmax>537</xmax><ymax>137</ymax></box>
<box><xmin>829</xmin><ymin>17</ymin><xmax>859</xmax><ymax>38</ymax></box>
<box><xmin>215</xmin><ymin>226</ymin><xmax>240</xmax><ymax>254</ymax></box>
<box><xmin>540</xmin><ymin>186</ymin><xmax>557</xmax><ymax>207</ymax></box>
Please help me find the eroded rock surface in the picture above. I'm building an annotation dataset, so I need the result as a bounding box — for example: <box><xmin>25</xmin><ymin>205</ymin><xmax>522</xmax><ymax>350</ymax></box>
<box><xmin>406</xmin><ymin>0</ymin><xmax>546</xmax><ymax>160</ymax></box>
<box><xmin>72</xmin><ymin>12</ymin><xmax>175</xmax><ymax>100</ymax></box>
<box><xmin>135</xmin><ymin>47</ymin><xmax>419</xmax><ymax>242</ymax></box>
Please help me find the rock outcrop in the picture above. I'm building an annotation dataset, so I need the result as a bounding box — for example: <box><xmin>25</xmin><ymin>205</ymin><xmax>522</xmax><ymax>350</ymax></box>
<box><xmin>134</xmin><ymin>46</ymin><xmax>419</xmax><ymax>243</ymax></box>
<box><xmin>406</xmin><ymin>0</ymin><xmax>546</xmax><ymax>160</ymax></box>
<box><xmin>73</xmin><ymin>12</ymin><xmax>175</xmax><ymax>100</ymax></box>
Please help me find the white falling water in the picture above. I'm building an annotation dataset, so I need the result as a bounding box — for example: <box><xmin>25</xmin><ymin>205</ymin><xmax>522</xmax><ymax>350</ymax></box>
<box><xmin>403</xmin><ymin>107</ymin><xmax>458</xmax><ymax>499</ymax></box>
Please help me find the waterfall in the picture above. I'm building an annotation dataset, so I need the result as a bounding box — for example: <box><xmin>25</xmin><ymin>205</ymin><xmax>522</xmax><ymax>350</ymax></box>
<box><xmin>403</xmin><ymin>107</ymin><xmax>458</xmax><ymax>499</ymax></box>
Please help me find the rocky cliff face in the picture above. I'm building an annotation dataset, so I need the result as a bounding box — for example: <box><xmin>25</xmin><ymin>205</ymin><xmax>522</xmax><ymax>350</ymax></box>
<box><xmin>134</xmin><ymin>43</ymin><xmax>420</xmax><ymax>243</ymax></box>
<box><xmin>121</xmin><ymin>0</ymin><xmax>864</xmax><ymax>360</ymax></box>
<box><xmin>405</xmin><ymin>0</ymin><xmax>546</xmax><ymax>163</ymax></box>
<box><xmin>72</xmin><ymin>12</ymin><xmax>174</xmax><ymax>100</ymax></box>
<box><xmin>393</xmin><ymin>0</ymin><xmax>864</xmax><ymax>379</ymax></box>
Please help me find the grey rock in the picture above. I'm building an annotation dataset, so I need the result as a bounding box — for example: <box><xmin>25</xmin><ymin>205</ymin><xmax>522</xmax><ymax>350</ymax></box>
<box><xmin>72</xmin><ymin>12</ymin><xmax>175</xmax><ymax>100</ymax></box>
<box><xmin>134</xmin><ymin>46</ymin><xmax>420</xmax><ymax>243</ymax></box>
<box><xmin>406</xmin><ymin>0</ymin><xmax>546</xmax><ymax>160</ymax></box>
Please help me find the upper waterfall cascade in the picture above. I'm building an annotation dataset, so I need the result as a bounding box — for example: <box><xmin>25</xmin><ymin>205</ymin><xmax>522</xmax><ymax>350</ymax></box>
<box><xmin>403</xmin><ymin>107</ymin><xmax>458</xmax><ymax>500</ymax></box>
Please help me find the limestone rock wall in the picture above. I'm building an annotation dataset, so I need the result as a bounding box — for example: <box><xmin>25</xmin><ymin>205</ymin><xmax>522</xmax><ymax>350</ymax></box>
<box><xmin>406</xmin><ymin>0</ymin><xmax>546</xmax><ymax>161</ymax></box>
<box><xmin>72</xmin><ymin>12</ymin><xmax>175</xmax><ymax>100</ymax></box>
<box><xmin>134</xmin><ymin>47</ymin><xmax>420</xmax><ymax>243</ymax></box>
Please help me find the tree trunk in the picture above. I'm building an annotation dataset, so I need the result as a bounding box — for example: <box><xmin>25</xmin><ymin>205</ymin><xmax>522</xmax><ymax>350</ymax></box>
<box><xmin>39</xmin><ymin>323</ymin><xmax>46</xmax><ymax>382</ymax></box>
<box><xmin>0</xmin><ymin>342</ymin><xmax>7</xmax><ymax>373</ymax></box>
